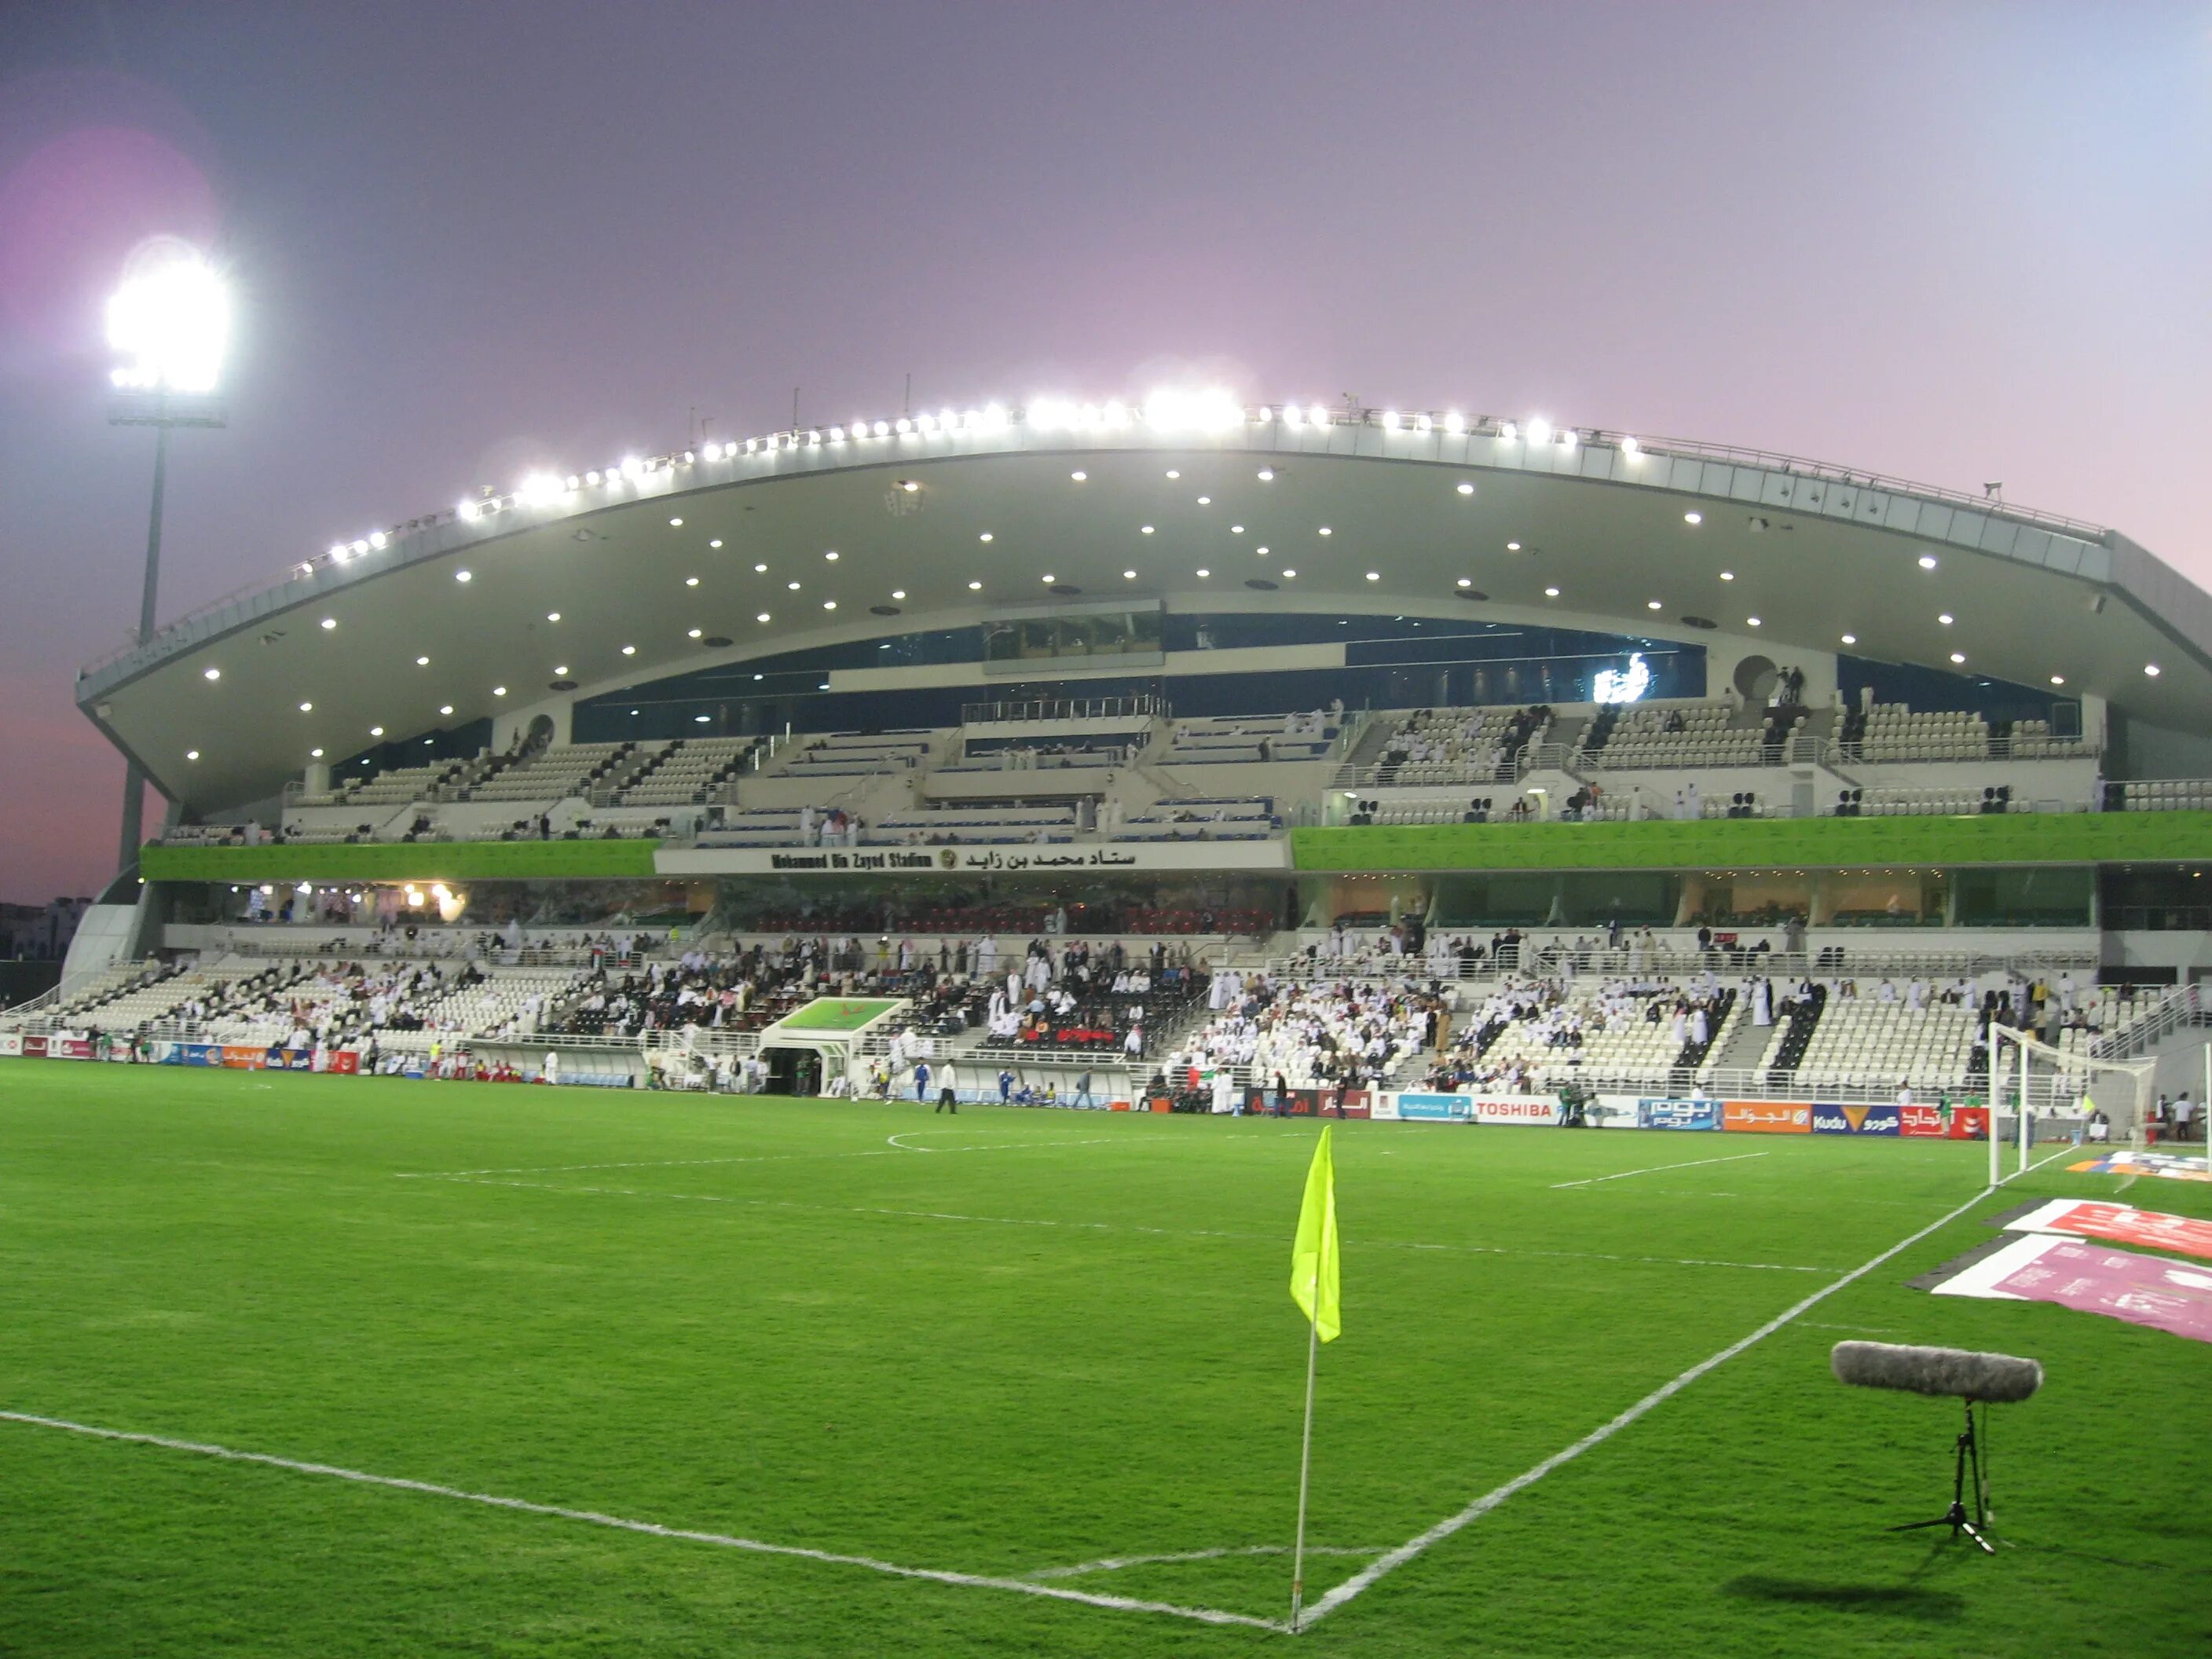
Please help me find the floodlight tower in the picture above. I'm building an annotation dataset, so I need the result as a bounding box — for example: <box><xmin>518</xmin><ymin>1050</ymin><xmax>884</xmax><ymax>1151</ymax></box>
<box><xmin>105</xmin><ymin>240</ymin><xmax>229</xmax><ymax>871</ymax></box>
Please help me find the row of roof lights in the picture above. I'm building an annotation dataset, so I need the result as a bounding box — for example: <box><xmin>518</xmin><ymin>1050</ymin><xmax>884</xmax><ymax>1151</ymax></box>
<box><xmin>302</xmin><ymin>394</ymin><xmax>1678</xmax><ymax>580</ymax></box>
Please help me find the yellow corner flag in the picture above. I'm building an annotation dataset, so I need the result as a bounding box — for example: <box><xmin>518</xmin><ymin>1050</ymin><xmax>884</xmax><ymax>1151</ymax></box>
<box><xmin>1291</xmin><ymin>1125</ymin><xmax>1342</xmax><ymax>1342</ymax></box>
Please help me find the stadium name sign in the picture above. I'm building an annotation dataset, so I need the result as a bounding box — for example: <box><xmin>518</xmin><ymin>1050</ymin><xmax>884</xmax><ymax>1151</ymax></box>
<box><xmin>659</xmin><ymin>840</ymin><xmax>1291</xmax><ymax>875</ymax></box>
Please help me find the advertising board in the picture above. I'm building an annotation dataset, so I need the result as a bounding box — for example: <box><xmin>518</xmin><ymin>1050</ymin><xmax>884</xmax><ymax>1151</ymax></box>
<box><xmin>1722</xmin><ymin>1101</ymin><xmax>1812</xmax><ymax>1134</ymax></box>
<box><xmin>1811</xmin><ymin>1103</ymin><xmax>1902</xmax><ymax>1136</ymax></box>
<box><xmin>1636</xmin><ymin>1098</ymin><xmax>1723</xmax><ymax>1131</ymax></box>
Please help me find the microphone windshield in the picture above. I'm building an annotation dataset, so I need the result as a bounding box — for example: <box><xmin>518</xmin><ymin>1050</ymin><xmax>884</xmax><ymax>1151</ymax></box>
<box><xmin>1830</xmin><ymin>1341</ymin><xmax>2042</xmax><ymax>1404</ymax></box>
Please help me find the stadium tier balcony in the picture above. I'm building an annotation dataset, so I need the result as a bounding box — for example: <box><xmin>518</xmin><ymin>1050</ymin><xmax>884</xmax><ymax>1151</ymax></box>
<box><xmin>1113</xmin><ymin>797</ymin><xmax>1280</xmax><ymax>840</ymax></box>
<box><xmin>766</xmin><ymin>731</ymin><xmax>936</xmax><ymax>778</ymax></box>
<box><xmin>867</xmin><ymin>804</ymin><xmax>1079</xmax><ymax>844</ymax></box>
<box><xmin>1164</xmin><ymin>711</ymin><xmax>1339</xmax><ymax>764</ymax></box>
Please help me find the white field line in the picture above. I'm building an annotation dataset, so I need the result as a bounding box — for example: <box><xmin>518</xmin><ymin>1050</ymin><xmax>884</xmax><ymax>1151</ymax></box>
<box><xmin>0</xmin><ymin>1411</ymin><xmax>1278</xmax><ymax>1633</ymax></box>
<box><xmin>423</xmin><ymin>1175</ymin><xmax>1841</xmax><ymax>1275</ymax></box>
<box><xmin>1024</xmin><ymin>1542</ymin><xmax>1386</xmax><ymax>1580</ymax></box>
<box><xmin>1551</xmin><ymin>1151</ymin><xmax>1767</xmax><ymax>1188</ymax></box>
<box><xmin>2000</xmin><ymin>1139</ymin><xmax>2100</xmax><ymax>1183</ymax></box>
<box><xmin>397</xmin><ymin>1138</ymin><xmax>1111</xmax><ymax>1179</ymax></box>
<box><xmin>1295</xmin><ymin>1182</ymin><xmax>1997</xmax><ymax>1628</ymax></box>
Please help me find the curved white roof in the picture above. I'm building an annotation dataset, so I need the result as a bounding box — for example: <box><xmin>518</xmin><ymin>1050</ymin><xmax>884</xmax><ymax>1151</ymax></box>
<box><xmin>77</xmin><ymin>404</ymin><xmax>2210</xmax><ymax>811</ymax></box>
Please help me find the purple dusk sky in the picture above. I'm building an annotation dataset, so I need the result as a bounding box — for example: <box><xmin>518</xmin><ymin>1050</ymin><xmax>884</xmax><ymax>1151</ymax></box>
<box><xmin>2</xmin><ymin>2</ymin><xmax>2207</xmax><ymax>903</ymax></box>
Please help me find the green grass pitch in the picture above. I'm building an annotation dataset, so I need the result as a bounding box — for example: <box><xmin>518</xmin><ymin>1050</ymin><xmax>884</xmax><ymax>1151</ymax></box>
<box><xmin>1</xmin><ymin>1057</ymin><xmax>2206</xmax><ymax>1657</ymax></box>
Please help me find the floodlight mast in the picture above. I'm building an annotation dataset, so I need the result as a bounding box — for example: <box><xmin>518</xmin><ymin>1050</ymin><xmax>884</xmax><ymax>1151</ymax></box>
<box><xmin>105</xmin><ymin>244</ymin><xmax>228</xmax><ymax>873</ymax></box>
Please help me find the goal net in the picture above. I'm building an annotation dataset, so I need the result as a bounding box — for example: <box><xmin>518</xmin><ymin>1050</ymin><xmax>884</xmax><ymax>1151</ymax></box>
<box><xmin>1987</xmin><ymin>1024</ymin><xmax>2157</xmax><ymax>1185</ymax></box>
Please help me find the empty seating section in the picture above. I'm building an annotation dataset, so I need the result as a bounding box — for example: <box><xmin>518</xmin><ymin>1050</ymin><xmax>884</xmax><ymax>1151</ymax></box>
<box><xmin>467</xmin><ymin>743</ymin><xmax>639</xmax><ymax>802</ymax></box>
<box><xmin>1854</xmin><ymin>785</ymin><xmax>2015</xmax><ymax>817</ymax></box>
<box><xmin>3</xmin><ymin>965</ymin><xmax>159</xmax><ymax>1027</ymax></box>
<box><xmin>1115</xmin><ymin>797</ymin><xmax>1280</xmax><ymax>840</ymax></box>
<box><xmin>1373</xmin><ymin>707</ymin><xmax>1545</xmax><ymax>785</ymax></box>
<box><xmin>2007</xmin><ymin>720</ymin><xmax>2087</xmax><ymax>758</ymax></box>
<box><xmin>1785</xmin><ymin>991</ymin><xmax>1976</xmax><ymax>1093</ymax></box>
<box><xmin>1847</xmin><ymin>703</ymin><xmax>1990</xmax><ymax>763</ymax></box>
<box><xmin>772</xmin><ymin>732</ymin><xmax>933</xmax><ymax>778</ymax></box>
<box><xmin>944</xmin><ymin>735</ymin><xmax>1132</xmax><ymax>771</ymax></box>
<box><xmin>63</xmin><ymin>967</ymin><xmax>225</xmax><ymax>1029</ymax></box>
<box><xmin>617</xmin><ymin>739</ymin><xmax>755</xmax><ymax>805</ymax></box>
<box><xmin>698</xmin><ymin>808</ymin><xmax>808</xmax><ymax>847</ymax></box>
<box><xmin>2115</xmin><ymin>780</ymin><xmax>2212</xmax><ymax>812</ymax></box>
<box><xmin>342</xmin><ymin>759</ymin><xmax>467</xmax><ymax>805</ymax></box>
<box><xmin>1583</xmin><ymin>701</ymin><xmax>1760</xmax><ymax>768</ymax></box>
<box><xmin>870</xmin><ymin>805</ymin><xmax>1077</xmax><ymax>844</ymax></box>
<box><xmin>1166</xmin><ymin>712</ymin><xmax>1335</xmax><ymax>764</ymax></box>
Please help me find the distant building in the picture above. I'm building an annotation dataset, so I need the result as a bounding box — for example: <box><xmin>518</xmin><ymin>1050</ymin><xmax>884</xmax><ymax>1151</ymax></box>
<box><xmin>0</xmin><ymin>898</ymin><xmax>92</xmax><ymax>961</ymax></box>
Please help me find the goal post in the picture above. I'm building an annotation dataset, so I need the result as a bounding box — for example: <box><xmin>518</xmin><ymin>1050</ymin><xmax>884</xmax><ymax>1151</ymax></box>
<box><xmin>1986</xmin><ymin>1024</ymin><xmax>2157</xmax><ymax>1188</ymax></box>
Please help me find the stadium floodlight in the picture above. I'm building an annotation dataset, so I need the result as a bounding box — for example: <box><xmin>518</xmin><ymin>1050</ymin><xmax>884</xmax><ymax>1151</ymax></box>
<box><xmin>106</xmin><ymin>240</ymin><xmax>229</xmax><ymax>873</ymax></box>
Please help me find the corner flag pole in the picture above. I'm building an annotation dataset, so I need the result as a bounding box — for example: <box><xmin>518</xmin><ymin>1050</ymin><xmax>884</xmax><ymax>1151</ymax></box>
<box><xmin>1290</xmin><ymin>1279</ymin><xmax>1320</xmax><ymax>1632</ymax></box>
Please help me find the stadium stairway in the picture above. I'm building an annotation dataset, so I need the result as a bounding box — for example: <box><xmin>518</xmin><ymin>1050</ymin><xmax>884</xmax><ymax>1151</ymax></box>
<box><xmin>1706</xmin><ymin>1000</ymin><xmax>1776</xmax><ymax>1076</ymax></box>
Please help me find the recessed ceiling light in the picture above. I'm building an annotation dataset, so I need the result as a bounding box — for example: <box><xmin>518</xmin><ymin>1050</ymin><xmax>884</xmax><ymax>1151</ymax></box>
<box><xmin>455</xmin><ymin>569</ymin><xmax>471</xmax><ymax>582</ymax></box>
<box><xmin>1719</xmin><ymin>571</ymin><xmax>1734</xmax><ymax>581</ymax></box>
<box><xmin>709</xmin><ymin>539</ymin><xmax>723</xmax><ymax>549</ymax></box>
<box><xmin>1646</xmin><ymin>600</ymin><xmax>1663</xmax><ymax>610</ymax></box>
<box><xmin>2050</xmin><ymin>675</ymin><xmax>2066</xmax><ymax>686</ymax></box>
<box><xmin>416</xmin><ymin>656</ymin><xmax>430</xmax><ymax>666</ymax></box>
<box><xmin>1506</xmin><ymin>540</ymin><xmax>1522</xmax><ymax>551</ymax></box>
<box><xmin>822</xmin><ymin>600</ymin><xmax>837</xmax><ymax>610</ymax></box>
<box><xmin>1070</xmin><ymin>470</ymin><xmax>1086</xmax><ymax>482</ymax></box>
<box><xmin>1280</xmin><ymin>568</ymin><xmax>1297</xmax><ymax>579</ymax></box>
<box><xmin>320</xmin><ymin>617</ymin><xmax>337</xmax><ymax>630</ymax></box>
<box><xmin>968</xmin><ymin>580</ymin><xmax>983</xmax><ymax>590</ymax></box>
<box><xmin>493</xmin><ymin>685</ymin><xmax>507</xmax><ymax>696</ymax></box>
<box><xmin>1746</xmin><ymin>617</ymin><xmax>1762</xmax><ymax>628</ymax></box>
<box><xmin>185</xmin><ymin>749</ymin><xmax>200</xmax><ymax>760</ymax></box>
<box><xmin>1456</xmin><ymin>577</ymin><xmax>1473</xmax><ymax>588</ymax></box>
<box><xmin>1141</xmin><ymin>525</ymin><xmax>1155</xmax><ymax>535</ymax></box>
<box><xmin>1950</xmin><ymin>652</ymin><xmax>1966</xmax><ymax>664</ymax></box>
<box><xmin>310</xmin><ymin>747</ymin><xmax>324</xmax><ymax>758</ymax></box>
<box><xmin>1123</xmin><ymin>569</ymin><xmax>1137</xmax><ymax>580</ymax></box>
<box><xmin>1196</xmin><ymin>496</ymin><xmax>1211</xmax><ymax>506</ymax></box>
<box><xmin>1544</xmin><ymin>587</ymin><xmax>1560</xmax><ymax>598</ymax></box>
<box><xmin>203</xmin><ymin>667</ymin><xmax>221</xmax><ymax>680</ymax></box>
<box><xmin>547</xmin><ymin>611</ymin><xmax>562</xmax><ymax>621</ymax></box>
<box><xmin>439</xmin><ymin>704</ymin><xmax>454</xmax><ymax>716</ymax></box>
<box><xmin>1258</xmin><ymin>468</ymin><xmax>1275</xmax><ymax>482</ymax></box>
<box><xmin>2145</xmin><ymin>663</ymin><xmax>2162</xmax><ymax>676</ymax></box>
<box><xmin>1840</xmin><ymin>633</ymin><xmax>1857</xmax><ymax>645</ymax></box>
<box><xmin>979</xmin><ymin>532</ymin><xmax>994</xmax><ymax>543</ymax></box>
<box><xmin>1365</xmin><ymin>571</ymin><xmax>1380</xmax><ymax>581</ymax></box>
<box><xmin>298</xmin><ymin>701</ymin><xmax>313</xmax><ymax>712</ymax></box>
<box><xmin>1683</xmin><ymin>511</ymin><xmax>1702</xmax><ymax>526</ymax></box>
<box><xmin>788</xmin><ymin>580</ymin><xmax>801</xmax><ymax>590</ymax></box>
<box><xmin>369</xmin><ymin>727</ymin><xmax>384</xmax><ymax>738</ymax></box>
<box><xmin>1256</xmin><ymin>545</ymin><xmax>1269</xmax><ymax>555</ymax></box>
<box><xmin>754</xmin><ymin>562</ymin><xmax>768</xmax><ymax>573</ymax></box>
<box><xmin>688</xmin><ymin>628</ymin><xmax>703</xmax><ymax>639</ymax></box>
<box><xmin>553</xmin><ymin>665</ymin><xmax>568</xmax><ymax>676</ymax></box>
<box><xmin>669</xmin><ymin>517</ymin><xmax>683</xmax><ymax>527</ymax></box>
<box><xmin>1318</xmin><ymin>526</ymin><xmax>1332</xmax><ymax>537</ymax></box>
<box><xmin>1938</xmin><ymin>613</ymin><xmax>1954</xmax><ymax>625</ymax></box>
<box><xmin>1196</xmin><ymin>568</ymin><xmax>1210</xmax><ymax>578</ymax></box>
<box><xmin>891</xmin><ymin>589</ymin><xmax>906</xmax><ymax>599</ymax></box>
<box><xmin>1918</xmin><ymin>555</ymin><xmax>1938</xmax><ymax>569</ymax></box>
<box><xmin>621</xmin><ymin>645</ymin><xmax>635</xmax><ymax>655</ymax></box>
<box><xmin>1165</xmin><ymin>469</ymin><xmax>1180</xmax><ymax>479</ymax></box>
<box><xmin>1042</xmin><ymin>574</ymin><xmax>1055</xmax><ymax>584</ymax></box>
<box><xmin>756</xmin><ymin>612</ymin><xmax>771</xmax><ymax>623</ymax></box>
<box><xmin>1456</xmin><ymin>482</ymin><xmax>1474</xmax><ymax>496</ymax></box>
<box><xmin>824</xmin><ymin>550</ymin><xmax>839</xmax><ymax>560</ymax></box>
<box><xmin>685</xmin><ymin>577</ymin><xmax>698</xmax><ymax>588</ymax></box>
<box><xmin>1231</xmin><ymin>524</ymin><xmax>1244</xmax><ymax>533</ymax></box>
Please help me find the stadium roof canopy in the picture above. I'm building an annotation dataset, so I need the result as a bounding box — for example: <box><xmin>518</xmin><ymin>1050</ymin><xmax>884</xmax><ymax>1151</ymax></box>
<box><xmin>78</xmin><ymin>397</ymin><xmax>2212</xmax><ymax>812</ymax></box>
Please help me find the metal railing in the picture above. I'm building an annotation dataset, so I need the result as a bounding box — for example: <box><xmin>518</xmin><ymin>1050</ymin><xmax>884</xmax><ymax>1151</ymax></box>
<box><xmin>962</xmin><ymin>694</ymin><xmax>1168</xmax><ymax>725</ymax></box>
<box><xmin>1262</xmin><ymin>946</ymin><xmax>2098</xmax><ymax>982</ymax></box>
<box><xmin>2089</xmin><ymin>983</ymin><xmax>2208</xmax><ymax>1061</ymax></box>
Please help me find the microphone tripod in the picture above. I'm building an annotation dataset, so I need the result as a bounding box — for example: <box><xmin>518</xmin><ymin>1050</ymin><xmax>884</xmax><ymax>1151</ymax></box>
<box><xmin>1888</xmin><ymin>1397</ymin><xmax>1996</xmax><ymax>1554</ymax></box>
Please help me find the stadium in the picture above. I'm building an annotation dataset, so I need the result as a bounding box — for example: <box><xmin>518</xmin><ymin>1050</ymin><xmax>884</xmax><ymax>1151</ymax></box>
<box><xmin>6</xmin><ymin>383</ymin><xmax>2209</xmax><ymax>1654</ymax></box>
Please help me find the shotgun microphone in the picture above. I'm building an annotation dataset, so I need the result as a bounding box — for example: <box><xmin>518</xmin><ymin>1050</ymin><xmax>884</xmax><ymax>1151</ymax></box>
<box><xmin>1830</xmin><ymin>1341</ymin><xmax>2043</xmax><ymax>1553</ymax></box>
<box><xmin>1829</xmin><ymin>1341</ymin><xmax>2043</xmax><ymax>1404</ymax></box>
